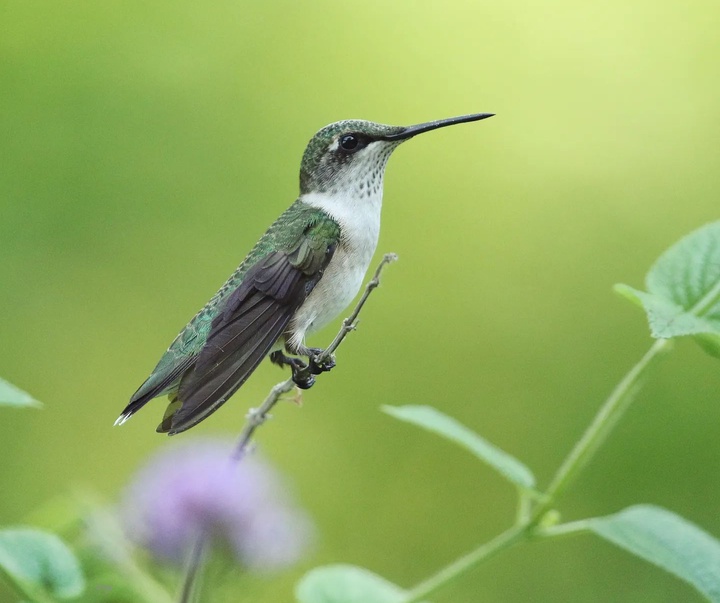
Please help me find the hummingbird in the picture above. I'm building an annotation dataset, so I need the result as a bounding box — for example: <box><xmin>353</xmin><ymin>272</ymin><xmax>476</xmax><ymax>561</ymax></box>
<box><xmin>116</xmin><ymin>113</ymin><xmax>494</xmax><ymax>435</ymax></box>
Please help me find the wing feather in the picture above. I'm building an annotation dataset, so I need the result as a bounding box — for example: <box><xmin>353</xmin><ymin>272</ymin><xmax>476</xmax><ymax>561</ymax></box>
<box><xmin>160</xmin><ymin>241</ymin><xmax>337</xmax><ymax>434</ymax></box>
<box><xmin>165</xmin><ymin>293</ymin><xmax>291</xmax><ymax>433</ymax></box>
<box><xmin>118</xmin><ymin>205</ymin><xmax>341</xmax><ymax>434</ymax></box>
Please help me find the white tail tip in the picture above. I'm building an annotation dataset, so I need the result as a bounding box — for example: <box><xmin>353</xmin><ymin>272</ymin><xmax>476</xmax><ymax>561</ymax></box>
<box><xmin>114</xmin><ymin>413</ymin><xmax>131</xmax><ymax>427</ymax></box>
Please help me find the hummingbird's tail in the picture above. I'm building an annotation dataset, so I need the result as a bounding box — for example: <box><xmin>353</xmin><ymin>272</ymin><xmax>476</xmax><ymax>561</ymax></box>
<box><xmin>114</xmin><ymin>360</ymin><xmax>191</xmax><ymax>426</ymax></box>
<box><xmin>157</xmin><ymin>291</ymin><xmax>292</xmax><ymax>434</ymax></box>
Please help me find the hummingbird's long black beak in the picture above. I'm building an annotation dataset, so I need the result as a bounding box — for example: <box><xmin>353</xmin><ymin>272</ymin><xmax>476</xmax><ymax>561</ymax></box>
<box><xmin>383</xmin><ymin>113</ymin><xmax>495</xmax><ymax>141</ymax></box>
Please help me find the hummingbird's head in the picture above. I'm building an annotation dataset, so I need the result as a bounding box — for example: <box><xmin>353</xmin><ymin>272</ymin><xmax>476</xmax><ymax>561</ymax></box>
<box><xmin>299</xmin><ymin>114</ymin><xmax>494</xmax><ymax>195</ymax></box>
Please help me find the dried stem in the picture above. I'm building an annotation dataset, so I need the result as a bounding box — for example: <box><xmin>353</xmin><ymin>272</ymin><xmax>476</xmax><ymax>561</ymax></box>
<box><xmin>314</xmin><ymin>252</ymin><xmax>399</xmax><ymax>365</ymax></box>
<box><xmin>230</xmin><ymin>379</ymin><xmax>295</xmax><ymax>462</ymax></box>
<box><xmin>230</xmin><ymin>253</ymin><xmax>397</xmax><ymax>461</ymax></box>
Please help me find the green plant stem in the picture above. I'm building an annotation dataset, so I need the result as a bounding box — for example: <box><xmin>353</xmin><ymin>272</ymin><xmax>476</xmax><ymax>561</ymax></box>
<box><xmin>75</xmin><ymin>494</ymin><xmax>174</xmax><ymax>603</ymax></box>
<box><xmin>401</xmin><ymin>338</ymin><xmax>672</xmax><ymax>600</ymax></box>
<box><xmin>178</xmin><ymin>530</ymin><xmax>207</xmax><ymax>603</ymax></box>
<box><xmin>402</xmin><ymin>525</ymin><xmax>527</xmax><ymax>603</ymax></box>
<box><xmin>119</xmin><ymin>557</ymin><xmax>174</xmax><ymax>603</ymax></box>
<box><xmin>534</xmin><ymin>337</ymin><xmax>670</xmax><ymax>519</ymax></box>
<box><xmin>534</xmin><ymin>519</ymin><xmax>591</xmax><ymax>540</ymax></box>
<box><xmin>515</xmin><ymin>489</ymin><xmax>532</xmax><ymax>525</ymax></box>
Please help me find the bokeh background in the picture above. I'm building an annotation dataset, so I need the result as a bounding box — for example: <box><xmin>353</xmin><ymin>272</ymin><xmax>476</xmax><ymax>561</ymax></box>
<box><xmin>2</xmin><ymin>1</ymin><xmax>720</xmax><ymax>601</ymax></box>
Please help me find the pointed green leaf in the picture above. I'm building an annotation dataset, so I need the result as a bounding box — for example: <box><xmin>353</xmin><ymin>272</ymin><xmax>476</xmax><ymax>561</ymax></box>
<box><xmin>296</xmin><ymin>565</ymin><xmax>407</xmax><ymax>603</ymax></box>
<box><xmin>0</xmin><ymin>527</ymin><xmax>85</xmax><ymax>600</ymax></box>
<box><xmin>0</xmin><ymin>378</ymin><xmax>41</xmax><ymax>408</ymax></box>
<box><xmin>647</xmin><ymin>222</ymin><xmax>720</xmax><ymax>317</ymax></box>
<box><xmin>613</xmin><ymin>286</ymin><xmax>717</xmax><ymax>338</ymax></box>
<box><xmin>616</xmin><ymin>221</ymin><xmax>720</xmax><ymax>347</ymax></box>
<box><xmin>613</xmin><ymin>283</ymin><xmax>646</xmax><ymax>309</ymax></box>
<box><xmin>588</xmin><ymin>505</ymin><xmax>720</xmax><ymax>602</ymax></box>
<box><xmin>382</xmin><ymin>405</ymin><xmax>536</xmax><ymax>490</ymax></box>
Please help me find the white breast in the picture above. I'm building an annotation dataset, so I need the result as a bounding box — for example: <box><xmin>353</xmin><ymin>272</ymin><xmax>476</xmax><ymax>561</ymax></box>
<box><xmin>288</xmin><ymin>189</ymin><xmax>382</xmax><ymax>348</ymax></box>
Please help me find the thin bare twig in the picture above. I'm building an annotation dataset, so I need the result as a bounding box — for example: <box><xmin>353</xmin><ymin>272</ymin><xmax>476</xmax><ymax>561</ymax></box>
<box><xmin>315</xmin><ymin>252</ymin><xmax>399</xmax><ymax>365</ymax></box>
<box><xmin>231</xmin><ymin>252</ymin><xmax>398</xmax><ymax>461</ymax></box>
<box><xmin>230</xmin><ymin>379</ymin><xmax>295</xmax><ymax>461</ymax></box>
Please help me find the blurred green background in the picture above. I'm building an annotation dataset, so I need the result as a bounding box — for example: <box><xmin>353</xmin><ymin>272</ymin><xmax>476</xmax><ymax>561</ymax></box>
<box><xmin>2</xmin><ymin>0</ymin><xmax>720</xmax><ymax>601</ymax></box>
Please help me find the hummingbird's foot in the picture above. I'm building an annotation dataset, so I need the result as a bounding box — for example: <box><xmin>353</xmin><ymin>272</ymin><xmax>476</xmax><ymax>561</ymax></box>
<box><xmin>308</xmin><ymin>350</ymin><xmax>336</xmax><ymax>375</ymax></box>
<box><xmin>270</xmin><ymin>350</ymin><xmax>297</xmax><ymax>369</ymax></box>
<box><xmin>284</xmin><ymin>344</ymin><xmax>336</xmax><ymax>376</ymax></box>
<box><xmin>293</xmin><ymin>372</ymin><xmax>315</xmax><ymax>390</ymax></box>
<box><xmin>270</xmin><ymin>351</ymin><xmax>316</xmax><ymax>389</ymax></box>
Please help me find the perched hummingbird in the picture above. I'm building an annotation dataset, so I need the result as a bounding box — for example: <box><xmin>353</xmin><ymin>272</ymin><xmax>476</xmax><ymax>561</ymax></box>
<box><xmin>116</xmin><ymin>113</ymin><xmax>493</xmax><ymax>434</ymax></box>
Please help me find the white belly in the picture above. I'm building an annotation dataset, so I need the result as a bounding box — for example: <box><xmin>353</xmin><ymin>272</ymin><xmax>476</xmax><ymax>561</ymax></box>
<box><xmin>288</xmin><ymin>190</ymin><xmax>382</xmax><ymax>347</ymax></box>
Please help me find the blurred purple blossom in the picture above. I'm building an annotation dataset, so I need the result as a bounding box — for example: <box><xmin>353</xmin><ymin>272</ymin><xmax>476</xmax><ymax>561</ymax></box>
<box><xmin>120</xmin><ymin>439</ymin><xmax>313</xmax><ymax>570</ymax></box>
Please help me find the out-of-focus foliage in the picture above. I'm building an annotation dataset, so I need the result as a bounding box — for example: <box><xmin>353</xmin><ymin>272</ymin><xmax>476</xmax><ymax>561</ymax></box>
<box><xmin>588</xmin><ymin>505</ymin><xmax>720</xmax><ymax>602</ymax></box>
<box><xmin>297</xmin><ymin>565</ymin><xmax>408</xmax><ymax>603</ymax></box>
<box><xmin>382</xmin><ymin>404</ymin><xmax>536</xmax><ymax>490</ymax></box>
<box><xmin>0</xmin><ymin>378</ymin><xmax>40</xmax><ymax>408</ymax></box>
<box><xmin>0</xmin><ymin>527</ymin><xmax>85</xmax><ymax>601</ymax></box>
<box><xmin>2</xmin><ymin>1</ymin><xmax>720</xmax><ymax>601</ymax></box>
<box><xmin>616</xmin><ymin>220</ymin><xmax>720</xmax><ymax>354</ymax></box>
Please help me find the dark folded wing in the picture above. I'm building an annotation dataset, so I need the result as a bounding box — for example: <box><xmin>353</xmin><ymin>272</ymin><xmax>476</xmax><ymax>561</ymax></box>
<box><xmin>161</xmin><ymin>241</ymin><xmax>337</xmax><ymax>434</ymax></box>
<box><xmin>119</xmin><ymin>354</ymin><xmax>194</xmax><ymax>423</ymax></box>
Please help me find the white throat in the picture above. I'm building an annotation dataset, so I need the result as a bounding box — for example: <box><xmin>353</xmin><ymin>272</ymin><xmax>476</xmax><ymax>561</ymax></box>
<box><xmin>301</xmin><ymin>185</ymin><xmax>382</xmax><ymax>244</ymax></box>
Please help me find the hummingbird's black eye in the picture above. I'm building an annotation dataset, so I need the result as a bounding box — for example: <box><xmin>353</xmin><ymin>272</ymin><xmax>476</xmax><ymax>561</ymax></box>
<box><xmin>339</xmin><ymin>134</ymin><xmax>360</xmax><ymax>151</ymax></box>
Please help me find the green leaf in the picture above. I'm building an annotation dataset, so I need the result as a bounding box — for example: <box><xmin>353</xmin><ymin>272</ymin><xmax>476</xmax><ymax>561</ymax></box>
<box><xmin>616</xmin><ymin>221</ymin><xmax>720</xmax><ymax>346</ymax></box>
<box><xmin>647</xmin><ymin>222</ymin><xmax>720</xmax><ymax>316</ymax></box>
<box><xmin>381</xmin><ymin>405</ymin><xmax>536</xmax><ymax>490</ymax></box>
<box><xmin>0</xmin><ymin>378</ymin><xmax>41</xmax><ymax>408</ymax></box>
<box><xmin>588</xmin><ymin>505</ymin><xmax>720</xmax><ymax>602</ymax></box>
<box><xmin>0</xmin><ymin>527</ymin><xmax>85</xmax><ymax>600</ymax></box>
<box><xmin>613</xmin><ymin>285</ymin><xmax>718</xmax><ymax>338</ymax></box>
<box><xmin>296</xmin><ymin>565</ymin><xmax>407</xmax><ymax>603</ymax></box>
<box><xmin>612</xmin><ymin>282</ymin><xmax>646</xmax><ymax>310</ymax></box>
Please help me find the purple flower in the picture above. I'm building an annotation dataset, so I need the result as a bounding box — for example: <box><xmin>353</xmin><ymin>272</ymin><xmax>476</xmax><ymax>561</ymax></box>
<box><xmin>120</xmin><ymin>439</ymin><xmax>313</xmax><ymax>570</ymax></box>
